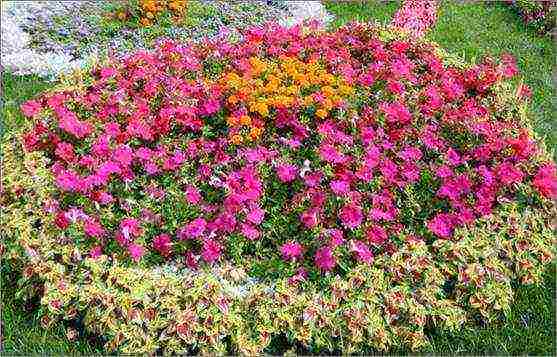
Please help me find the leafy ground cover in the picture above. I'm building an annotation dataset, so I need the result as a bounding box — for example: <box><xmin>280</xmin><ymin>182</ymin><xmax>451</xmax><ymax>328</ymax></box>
<box><xmin>2</xmin><ymin>0</ymin><xmax>556</xmax><ymax>354</ymax></box>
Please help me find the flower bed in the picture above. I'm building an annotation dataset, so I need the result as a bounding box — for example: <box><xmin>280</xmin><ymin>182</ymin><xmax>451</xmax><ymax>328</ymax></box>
<box><xmin>3</xmin><ymin>22</ymin><xmax>556</xmax><ymax>353</ymax></box>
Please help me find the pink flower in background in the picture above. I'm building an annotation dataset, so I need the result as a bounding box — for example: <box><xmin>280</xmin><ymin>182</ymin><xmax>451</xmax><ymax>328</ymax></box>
<box><xmin>328</xmin><ymin>229</ymin><xmax>345</xmax><ymax>247</ymax></box>
<box><xmin>330</xmin><ymin>180</ymin><xmax>350</xmax><ymax>196</ymax></box>
<box><xmin>280</xmin><ymin>241</ymin><xmax>303</xmax><ymax>261</ymax></box>
<box><xmin>339</xmin><ymin>203</ymin><xmax>363</xmax><ymax>229</ymax></box>
<box><xmin>185</xmin><ymin>185</ymin><xmax>202</xmax><ymax>204</ymax></box>
<box><xmin>533</xmin><ymin>163</ymin><xmax>557</xmax><ymax>199</ymax></box>
<box><xmin>113</xmin><ymin>145</ymin><xmax>134</xmax><ymax>167</ymax></box>
<box><xmin>350</xmin><ymin>240</ymin><xmax>374</xmax><ymax>264</ymax></box>
<box><xmin>301</xmin><ymin>208</ymin><xmax>319</xmax><ymax>229</ymax></box>
<box><xmin>304</xmin><ymin>171</ymin><xmax>323</xmax><ymax>187</ymax></box>
<box><xmin>21</xmin><ymin>100</ymin><xmax>42</xmax><ymax>118</ymax></box>
<box><xmin>153</xmin><ymin>233</ymin><xmax>172</xmax><ymax>257</ymax></box>
<box><xmin>288</xmin><ymin>267</ymin><xmax>308</xmax><ymax>285</ymax></box>
<box><xmin>276</xmin><ymin>163</ymin><xmax>298</xmax><ymax>183</ymax></box>
<box><xmin>319</xmin><ymin>144</ymin><xmax>346</xmax><ymax>164</ymax></box>
<box><xmin>391</xmin><ymin>0</ymin><xmax>438</xmax><ymax>37</ymax></box>
<box><xmin>128</xmin><ymin>243</ymin><xmax>145</xmax><ymax>262</ymax></box>
<box><xmin>496</xmin><ymin>162</ymin><xmax>523</xmax><ymax>185</ymax></box>
<box><xmin>247</xmin><ymin>206</ymin><xmax>265</xmax><ymax>225</ymax></box>
<box><xmin>202</xmin><ymin>98</ymin><xmax>220</xmax><ymax>116</ymax></box>
<box><xmin>201</xmin><ymin>239</ymin><xmax>221</xmax><ymax>263</ymax></box>
<box><xmin>427</xmin><ymin>213</ymin><xmax>454</xmax><ymax>238</ymax></box>
<box><xmin>241</xmin><ymin>223</ymin><xmax>260</xmax><ymax>240</ymax></box>
<box><xmin>367</xmin><ymin>225</ymin><xmax>388</xmax><ymax>245</ymax></box>
<box><xmin>314</xmin><ymin>246</ymin><xmax>336</xmax><ymax>271</ymax></box>
<box><xmin>89</xmin><ymin>245</ymin><xmax>102</xmax><ymax>259</ymax></box>
<box><xmin>56</xmin><ymin>170</ymin><xmax>80</xmax><ymax>192</ymax></box>
<box><xmin>182</xmin><ymin>218</ymin><xmax>207</xmax><ymax>239</ymax></box>
<box><xmin>84</xmin><ymin>219</ymin><xmax>105</xmax><ymax>238</ymax></box>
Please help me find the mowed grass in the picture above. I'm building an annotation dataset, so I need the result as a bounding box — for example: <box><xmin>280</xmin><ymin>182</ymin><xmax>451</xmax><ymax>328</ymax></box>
<box><xmin>324</xmin><ymin>0</ymin><xmax>400</xmax><ymax>27</ymax></box>
<box><xmin>2</xmin><ymin>1</ymin><xmax>556</xmax><ymax>353</ymax></box>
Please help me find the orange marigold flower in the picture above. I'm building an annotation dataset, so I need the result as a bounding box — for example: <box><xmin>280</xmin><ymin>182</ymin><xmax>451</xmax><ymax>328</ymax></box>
<box><xmin>316</xmin><ymin>109</ymin><xmax>328</xmax><ymax>119</ymax></box>
<box><xmin>226</xmin><ymin>116</ymin><xmax>239</xmax><ymax>126</ymax></box>
<box><xmin>231</xmin><ymin>134</ymin><xmax>243</xmax><ymax>145</ymax></box>
<box><xmin>239</xmin><ymin>115</ymin><xmax>252</xmax><ymax>126</ymax></box>
<box><xmin>249</xmin><ymin>127</ymin><xmax>263</xmax><ymax>140</ymax></box>
<box><xmin>228</xmin><ymin>95</ymin><xmax>239</xmax><ymax>105</ymax></box>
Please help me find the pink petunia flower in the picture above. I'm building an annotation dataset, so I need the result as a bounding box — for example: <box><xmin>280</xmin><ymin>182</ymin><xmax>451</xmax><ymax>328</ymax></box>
<box><xmin>241</xmin><ymin>223</ymin><xmax>260</xmax><ymax>240</ymax></box>
<box><xmin>280</xmin><ymin>241</ymin><xmax>303</xmax><ymax>261</ymax></box>
<box><xmin>427</xmin><ymin>213</ymin><xmax>454</xmax><ymax>238</ymax></box>
<box><xmin>533</xmin><ymin>163</ymin><xmax>557</xmax><ymax>199</ymax></box>
<box><xmin>328</xmin><ymin>228</ymin><xmax>345</xmax><ymax>247</ymax></box>
<box><xmin>153</xmin><ymin>233</ymin><xmax>172</xmax><ymax>257</ymax></box>
<box><xmin>84</xmin><ymin>219</ymin><xmax>105</xmax><ymax>238</ymax></box>
<box><xmin>300</xmin><ymin>208</ymin><xmax>319</xmax><ymax>229</ymax></box>
<box><xmin>496</xmin><ymin>162</ymin><xmax>523</xmax><ymax>185</ymax></box>
<box><xmin>339</xmin><ymin>203</ymin><xmax>363</xmax><ymax>229</ymax></box>
<box><xmin>89</xmin><ymin>245</ymin><xmax>102</xmax><ymax>259</ymax></box>
<box><xmin>350</xmin><ymin>240</ymin><xmax>374</xmax><ymax>264</ymax></box>
<box><xmin>128</xmin><ymin>243</ymin><xmax>145</xmax><ymax>262</ymax></box>
<box><xmin>247</xmin><ymin>206</ymin><xmax>265</xmax><ymax>225</ymax></box>
<box><xmin>276</xmin><ymin>163</ymin><xmax>298</xmax><ymax>183</ymax></box>
<box><xmin>367</xmin><ymin>225</ymin><xmax>388</xmax><ymax>245</ymax></box>
<box><xmin>314</xmin><ymin>246</ymin><xmax>336</xmax><ymax>272</ymax></box>
<box><xmin>201</xmin><ymin>239</ymin><xmax>221</xmax><ymax>263</ymax></box>
<box><xmin>181</xmin><ymin>218</ymin><xmax>207</xmax><ymax>239</ymax></box>
<box><xmin>330</xmin><ymin>180</ymin><xmax>350</xmax><ymax>196</ymax></box>
<box><xmin>21</xmin><ymin>100</ymin><xmax>42</xmax><ymax>118</ymax></box>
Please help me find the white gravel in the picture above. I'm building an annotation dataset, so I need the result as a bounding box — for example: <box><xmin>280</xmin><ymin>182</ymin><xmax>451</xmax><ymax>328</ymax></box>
<box><xmin>1</xmin><ymin>0</ymin><xmax>333</xmax><ymax>77</ymax></box>
<box><xmin>1</xmin><ymin>1</ymin><xmax>89</xmax><ymax>78</ymax></box>
<box><xmin>281</xmin><ymin>1</ymin><xmax>334</xmax><ymax>27</ymax></box>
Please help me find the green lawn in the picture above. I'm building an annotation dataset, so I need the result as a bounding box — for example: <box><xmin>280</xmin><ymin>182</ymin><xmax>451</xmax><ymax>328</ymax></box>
<box><xmin>2</xmin><ymin>0</ymin><xmax>556</xmax><ymax>353</ymax></box>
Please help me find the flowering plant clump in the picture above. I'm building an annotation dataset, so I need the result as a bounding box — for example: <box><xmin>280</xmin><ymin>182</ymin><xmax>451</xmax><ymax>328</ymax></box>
<box><xmin>501</xmin><ymin>0</ymin><xmax>556</xmax><ymax>35</ymax></box>
<box><xmin>3</xmin><ymin>22</ymin><xmax>556</xmax><ymax>353</ymax></box>
<box><xmin>391</xmin><ymin>0</ymin><xmax>438</xmax><ymax>37</ymax></box>
<box><xmin>108</xmin><ymin>0</ymin><xmax>188</xmax><ymax>27</ymax></box>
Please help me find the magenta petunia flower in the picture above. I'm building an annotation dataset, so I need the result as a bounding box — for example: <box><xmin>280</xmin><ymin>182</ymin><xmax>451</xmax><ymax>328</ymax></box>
<box><xmin>330</xmin><ymin>180</ymin><xmax>350</xmax><ymax>196</ymax></box>
<box><xmin>247</xmin><ymin>206</ymin><xmax>265</xmax><ymax>225</ymax></box>
<box><xmin>84</xmin><ymin>219</ymin><xmax>105</xmax><ymax>238</ymax></box>
<box><xmin>328</xmin><ymin>229</ymin><xmax>345</xmax><ymax>247</ymax></box>
<box><xmin>127</xmin><ymin>243</ymin><xmax>145</xmax><ymax>262</ymax></box>
<box><xmin>496</xmin><ymin>162</ymin><xmax>524</xmax><ymax>185</ymax></box>
<box><xmin>153</xmin><ymin>233</ymin><xmax>172</xmax><ymax>257</ymax></box>
<box><xmin>350</xmin><ymin>240</ymin><xmax>374</xmax><ymax>264</ymax></box>
<box><xmin>182</xmin><ymin>218</ymin><xmax>207</xmax><ymax>239</ymax></box>
<box><xmin>201</xmin><ymin>239</ymin><xmax>221</xmax><ymax>263</ymax></box>
<box><xmin>276</xmin><ymin>163</ymin><xmax>298</xmax><ymax>183</ymax></box>
<box><xmin>314</xmin><ymin>246</ymin><xmax>336</xmax><ymax>272</ymax></box>
<box><xmin>533</xmin><ymin>163</ymin><xmax>557</xmax><ymax>199</ymax></box>
<box><xmin>367</xmin><ymin>225</ymin><xmax>388</xmax><ymax>245</ymax></box>
<box><xmin>241</xmin><ymin>223</ymin><xmax>260</xmax><ymax>240</ymax></box>
<box><xmin>339</xmin><ymin>203</ymin><xmax>363</xmax><ymax>229</ymax></box>
<box><xmin>20</xmin><ymin>100</ymin><xmax>42</xmax><ymax>118</ymax></box>
<box><xmin>300</xmin><ymin>208</ymin><xmax>319</xmax><ymax>229</ymax></box>
<box><xmin>89</xmin><ymin>245</ymin><xmax>102</xmax><ymax>259</ymax></box>
<box><xmin>280</xmin><ymin>241</ymin><xmax>303</xmax><ymax>261</ymax></box>
<box><xmin>427</xmin><ymin>213</ymin><xmax>454</xmax><ymax>238</ymax></box>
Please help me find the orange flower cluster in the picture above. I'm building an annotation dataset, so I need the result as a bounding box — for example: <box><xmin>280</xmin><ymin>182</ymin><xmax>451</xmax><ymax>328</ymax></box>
<box><xmin>114</xmin><ymin>0</ymin><xmax>188</xmax><ymax>26</ymax></box>
<box><xmin>221</xmin><ymin>56</ymin><xmax>354</xmax><ymax>144</ymax></box>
